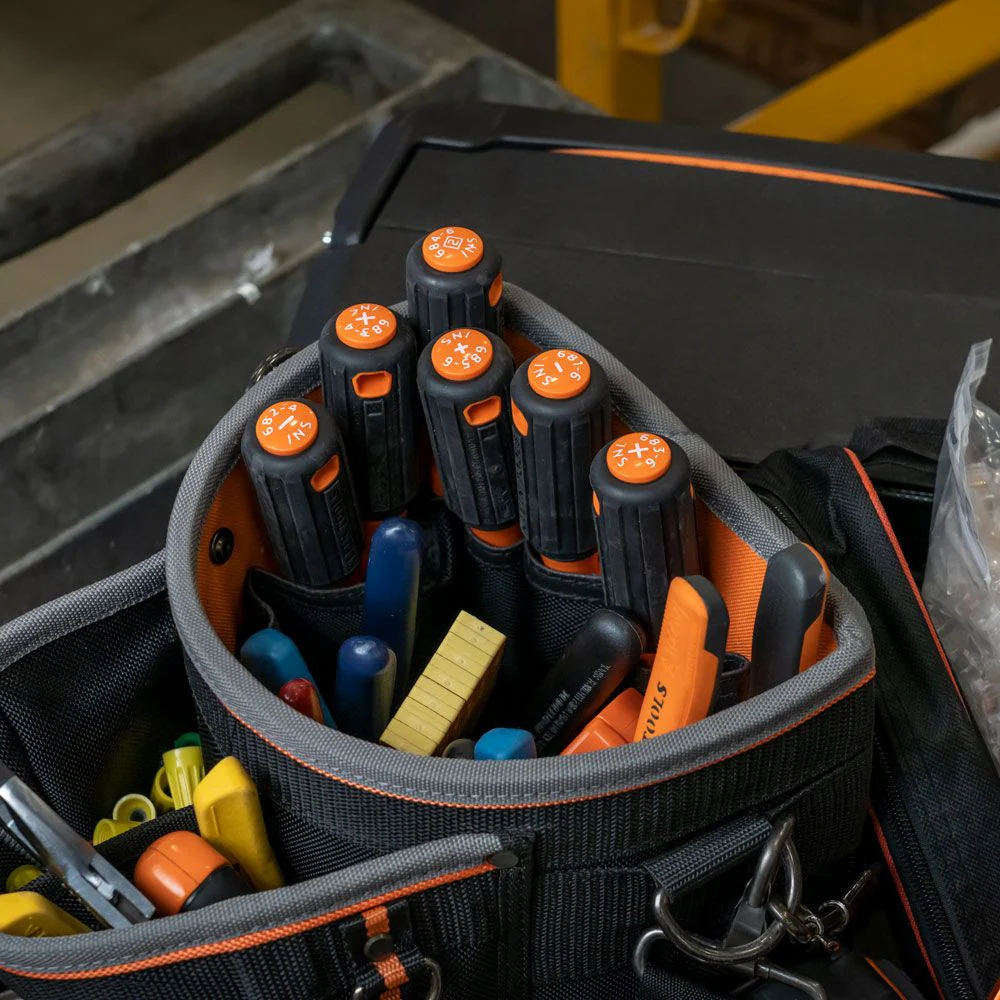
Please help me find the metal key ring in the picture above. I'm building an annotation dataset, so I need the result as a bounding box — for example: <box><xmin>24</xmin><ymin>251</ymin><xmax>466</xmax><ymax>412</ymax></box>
<box><xmin>633</xmin><ymin>819</ymin><xmax>803</xmax><ymax>976</ymax></box>
<box><xmin>351</xmin><ymin>957</ymin><xmax>442</xmax><ymax>1000</ymax></box>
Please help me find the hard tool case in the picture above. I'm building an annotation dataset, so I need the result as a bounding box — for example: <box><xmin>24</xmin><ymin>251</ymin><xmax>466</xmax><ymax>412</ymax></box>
<box><xmin>0</xmin><ymin>285</ymin><xmax>875</xmax><ymax>998</ymax></box>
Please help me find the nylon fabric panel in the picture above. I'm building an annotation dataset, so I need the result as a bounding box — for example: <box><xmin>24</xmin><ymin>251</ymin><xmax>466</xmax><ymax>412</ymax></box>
<box><xmin>0</xmin><ymin>579</ymin><xmax>192</xmax><ymax>838</ymax></box>
<box><xmin>0</xmin><ymin>865</ymin><xmax>528</xmax><ymax>1000</ymax></box>
<box><xmin>460</xmin><ymin>534</ymin><xmax>527</xmax><ymax>726</ymax></box>
<box><xmin>269</xmin><ymin>799</ymin><xmax>381</xmax><ymax>882</ymax></box>
<box><xmin>521</xmin><ymin>547</ymin><xmax>604</xmax><ymax>672</ymax></box>
<box><xmin>192</xmin><ymin>659</ymin><xmax>872</xmax><ymax>868</ymax></box>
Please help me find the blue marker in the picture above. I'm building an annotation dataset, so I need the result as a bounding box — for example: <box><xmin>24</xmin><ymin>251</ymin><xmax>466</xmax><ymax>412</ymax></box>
<box><xmin>334</xmin><ymin>637</ymin><xmax>397</xmax><ymax>741</ymax></box>
<box><xmin>362</xmin><ymin>518</ymin><xmax>422</xmax><ymax>704</ymax></box>
<box><xmin>240</xmin><ymin>629</ymin><xmax>336</xmax><ymax>727</ymax></box>
<box><xmin>473</xmin><ymin>729</ymin><xmax>537</xmax><ymax>760</ymax></box>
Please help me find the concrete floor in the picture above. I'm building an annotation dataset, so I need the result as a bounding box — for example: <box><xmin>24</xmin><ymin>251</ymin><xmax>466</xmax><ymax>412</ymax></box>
<box><xmin>0</xmin><ymin>0</ymin><xmax>365</xmax><ymax>317</ymax></box>
<box><xmin>0</xmin><ymin>0</ymin><xmax>776</xmax><ymax>322</ymax></box>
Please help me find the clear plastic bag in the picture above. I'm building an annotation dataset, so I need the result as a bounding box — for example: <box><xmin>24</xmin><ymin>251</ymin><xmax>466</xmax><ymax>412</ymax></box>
<box><xmin>924</xmin><ymin>339</ymin><xmax>1000</xmax><ymax>772</ymax></box>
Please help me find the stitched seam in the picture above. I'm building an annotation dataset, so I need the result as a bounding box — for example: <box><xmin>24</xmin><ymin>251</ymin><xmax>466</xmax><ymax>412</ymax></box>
<box><xmin>221</xmin><ymin>670</ymin><xmax>875</xmax><ymax>807</ymax></box>
<box><xmin>0</xmin><ymin>583</ymin><xmax>167</xmax><ymax>673</ymax></box>
<box><xmin>0</xmin><ymin>863</ymin><xmax>494</xmax><ymax>979</ymax></box>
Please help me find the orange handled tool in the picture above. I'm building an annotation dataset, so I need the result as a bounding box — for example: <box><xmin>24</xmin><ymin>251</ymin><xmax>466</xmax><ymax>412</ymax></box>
<box><xmin>634</xmin><ymin>576</ymin><xmax>728</xmax><ymax>741</ymax></box>
<box><xmin>747</xmin><ymin>543</ymin><xmax>829</xmax><ymax>697</ymax></box>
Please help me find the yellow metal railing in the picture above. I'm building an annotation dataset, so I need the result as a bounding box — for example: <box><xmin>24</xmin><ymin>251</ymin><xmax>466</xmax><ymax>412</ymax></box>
<box><xmin>557</xmin><ymin>0</ymin><xmax>1000</xmax><ymax>144</ymax></box>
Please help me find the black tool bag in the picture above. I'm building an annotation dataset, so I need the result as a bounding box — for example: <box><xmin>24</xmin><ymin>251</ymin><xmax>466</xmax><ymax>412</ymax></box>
<box><xmin>0</xmin><ymin>288</ymin><xmax>876</xmax><ymax>998</ymax></box>
<box><xmin>746</xmin><ymin>446</ymin><xmax>1000</xmax><ymax>1000</ymax></box>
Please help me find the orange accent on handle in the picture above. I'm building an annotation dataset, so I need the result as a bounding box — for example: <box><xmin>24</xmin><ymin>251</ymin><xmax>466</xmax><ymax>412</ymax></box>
<box><xmin>561</xmin><ymin>688</ymin><xmax>644</xmax><ymax>755</ymax></box>
<box><xmin>133</xmin><ymin>832</ymin><xmax>229</xmax><ymax>916</ymax></box>
<box><xmin>431</xmin><ymin>329</ymin><xmax>493</xmax><ymax>382</ymax></box>
<box><xmin>352</xmin><ymin>371</ymin><xmax>393</xmax><ymax>399</ymax></box>
<box><xmin>511</xmin><ymin>400</ymin><xmax>528</xmax><ymax>436</ymax></box>
<box><xmin>471</xmin><ymin>524</ymin><xmax>523</xmax><ymax>547</ymax></box>
<box><xmin>463</xmin><ymin>395</ymin><xmax>502</xmax><ymax>427</ymax></box>
<box><xmin>335</xmin><ymin>304</ymin><xmax>396</xmax><ymax>349</ymax></box>
<box><xmin>488</xmin><ymin>272</ymin><xmax>503</xmax><ymax>307</ymax></box>
<box><xmin>310</xmin><ymin>454</ymin><xmax>341</xmax><ymax>492</ymax></box>
<box><xmin>607</xmin><ymin>432</ymin><xmax>671</xmax><ymax>484</ymax></box>
<box><xmin>429</xmin><ymin>462</ymin><xmax>445</xmax><ymax>498</ymax></box>
<box><xmin>541</xmin><ymin>552</ymin><xmax>601</xmax><ymax>575</ymax></box>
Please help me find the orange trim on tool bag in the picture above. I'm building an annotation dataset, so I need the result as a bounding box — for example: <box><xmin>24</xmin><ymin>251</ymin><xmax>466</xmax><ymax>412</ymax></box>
<box><xmin>362</xmin><ymin>904</ymin><xmax>408</xmax><ymax>998</ymax></box>
<box><xmin>990</xmin><ymin>978</ymin><xmax>1000</xmax><ymax>1000</ymax></box>
<box><xmin>364</xmin><ymin>906</ymin><xmax>391</xmax><ymax>937</ymax></box>
<box><xmin>870</xmin><ymin>809</ymin><xmax>946</xmax><ymax>1000</ymax></box>
<box><xmin>556</xmin><ymin>148</ymin><xmax>946</xmax><ymax>199</ymax></box>
<box><xmin>196</xmin><ymin>463</ymin><xmax>276</xmax><ymax>653</ymax></box>
<box><xmin>219</xmin><ymin>662</ymin><xmax>873</xmax><ymax>810</ymax></box>
<box><xmin>864</xmin><ymin>957</ymin><xmax>909</xmax><ymax>1000</ymax></box>
<box><xmin>0</xmin><ymin>864</ymin><xmax>493</xmax><ymax>982</ymax></box>
<box><xmin>844</xmin><ymin>449</ymin><xmax>965</xmax><ymax>704</ymax></box>
<box><xmin>696</xmin><ymin>499</ymin><xmax>768</xmax><ymax>658</ymax></box>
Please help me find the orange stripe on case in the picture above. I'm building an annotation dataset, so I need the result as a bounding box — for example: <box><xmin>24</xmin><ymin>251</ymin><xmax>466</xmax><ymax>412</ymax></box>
<box><xmin>695</xmin><ymin>499</ymin><xmax>767</xmax><ymax>658</ymax></box>
<box><xmin>217</xmin><ymin>663</ymin><xmax>873</xmax><ymax>810</ymax></box>
<box><xmin>196</xmin><ymin>464</ymin><xmax>277</xmax><ymax>653</ymax></box>
<box><xmin>375</xmin><ymin>953</ymin><xmax>408</xmax><ymax>990</ymax></box>
<box><xmin>555</xmin><ymin>148</ymin><xmax>945</xmax><ymax>199</ymax></box>
<box><xmin>844</xmin><ymin>449</ymin><xmax>963</xmax><ymax>703</ymax></box>
<box><xmin>864</xmin><ymin>957</ymin><xmax>909</xmax><ymax>1000</ymax></box>
<box><xmin>870</xmin><ymin>809</ymin><xmax>946</xmax><ymax>1000</ymax></box>
<box><xmin>363</xmin><ymin>905</ymin><xmax>390</xmax><ymax>937</ymax></box>
<box><xmin>0</xmin><ymin>864</ymin><xmax>494</xmax><ymax>981</ymax></box>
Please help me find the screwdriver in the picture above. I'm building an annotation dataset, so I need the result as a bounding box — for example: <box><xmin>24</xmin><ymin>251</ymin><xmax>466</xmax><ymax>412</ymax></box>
<box><xmin>634</xmin><ymin>576</ymin><xmax>728</xmax><ymax>741</ymax></box>
<box><xmin>242</xmin><ymin>398</ymin><xmax>363</xmax><ymax>587</ymax></box>
<box><xmin>319</xmin><ymin>303</ymin><xmax>420</xmax><ymax>519</ymax></box>
<box><xmin>591</xmin><ymin>432</ymin><xmax>700</xmax><ymax>640</ymax></box>
<box><xmin>510</xmin><ymin>349</ymin><xmax>612</xmax><ymax>572</ymax></box>
<box><xmin>362</xmin><ymin>518</ymin><xmax>422</xmax><ymax>706</ymax></box>
<box><xmin>748</xmin><ymin>543</ymin><xmax>829</xmax><ymax>697</ymax></box>
<box><xmin>526</xmin><ymin>608</ymin><xmax>646</xmax><ymax>754</ymax></box>
<box><xmin>406</xmin><ymin>226</ymin><xmax>503</xmax><ymax>347</ymax></box>
<box><xmin>417</xmin><ymin>328</ymin><xmax>520</xmax><ymax>547</ymax></box>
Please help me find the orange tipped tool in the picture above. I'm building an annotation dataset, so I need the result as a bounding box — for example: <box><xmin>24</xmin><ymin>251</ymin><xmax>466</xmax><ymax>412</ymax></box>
<box><xmin>634</xmin><ymin>576</ymin><xmax>728</xmax><ymax>741</ymax></box>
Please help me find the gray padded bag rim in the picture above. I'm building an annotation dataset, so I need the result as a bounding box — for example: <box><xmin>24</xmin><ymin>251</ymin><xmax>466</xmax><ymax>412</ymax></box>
<box><xmin>166</xmin><ymin>285</ymin><xmax>874</xmax><ymax>807</ymax></box>
<box><xmin>0</xmin><ymin>830</ymin><xmax>505</xmax><ymax>973</ymax></box>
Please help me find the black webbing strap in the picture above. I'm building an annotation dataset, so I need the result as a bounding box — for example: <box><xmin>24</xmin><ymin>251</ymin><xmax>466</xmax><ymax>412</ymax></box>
<box><xmin>340</xmin><ymin>899</ymin><xmax>431</xmax><ymax>999</ymax></box>
<box><xmin>643</xmin><ymin>815</ymin><xmax>773</xmax><ymax>897</ymax></box>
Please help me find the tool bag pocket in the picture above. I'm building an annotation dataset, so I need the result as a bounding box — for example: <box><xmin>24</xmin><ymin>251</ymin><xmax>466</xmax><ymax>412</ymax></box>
<box><xmin>155</xmin><ymin>285</ymin><xmax>876</xmax><ymax>994</ymax></box>
<box><xmin>0</xmin><ymin>560</ymin><xmax>535</xmax><ymax>999</ymax></box>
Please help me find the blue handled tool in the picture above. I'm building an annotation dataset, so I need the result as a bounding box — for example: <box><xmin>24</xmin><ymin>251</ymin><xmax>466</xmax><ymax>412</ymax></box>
<box><xmin>334</xmin><ymin>637</ymin><xmax>397</xmax><ymax>741</ymax></box>
<box><xmin>474</xmin><ymin>728</ymin><xmax>537</xmax><ymax>760</ymax></box>
<box><xmin>362</xmin><ymin>517</ymin><xmax>422</xmax><ymax>704</ymax></box>
<box><xmin>239</xmin><ymin>629</ymin><xmax>336</xmax><ymax>727</ymax></box>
